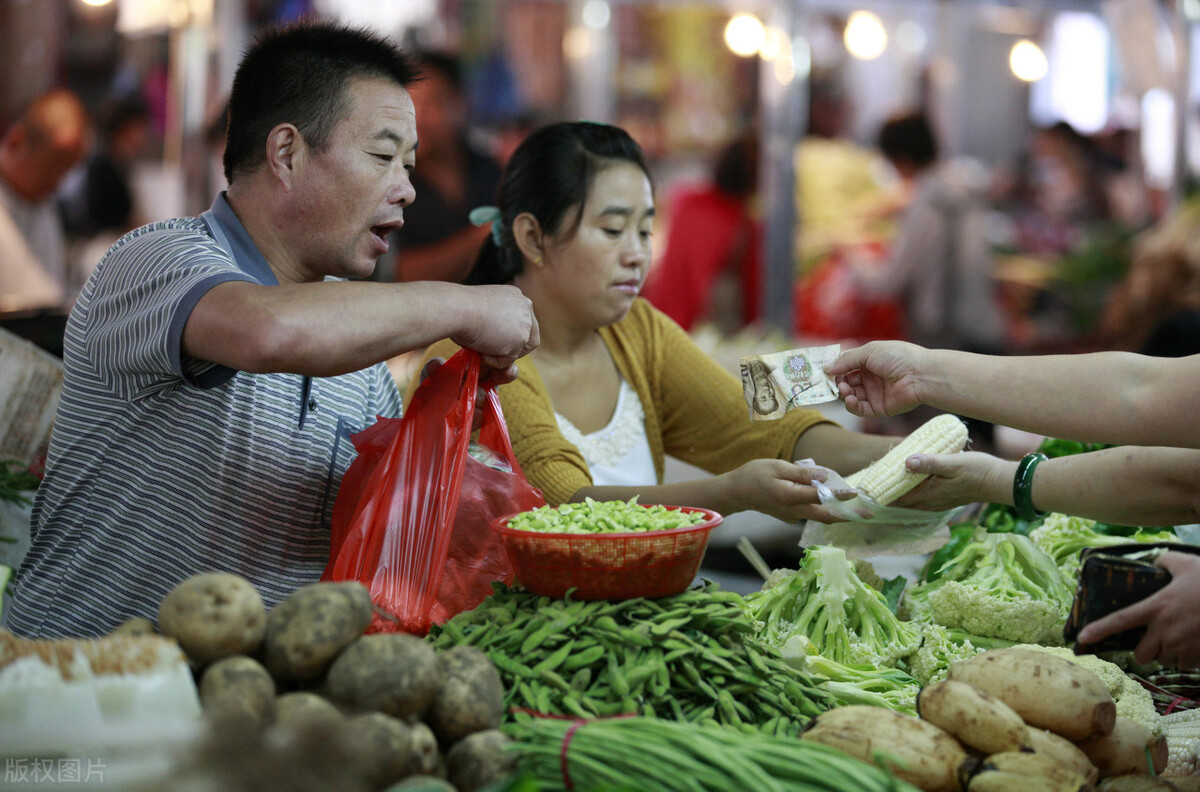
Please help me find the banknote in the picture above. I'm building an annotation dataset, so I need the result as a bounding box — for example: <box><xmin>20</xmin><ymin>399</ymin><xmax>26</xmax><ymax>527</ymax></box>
<box><xmin>740</xmin><ymin>344</ymin><xmax>841</xmax><ymax>420</ymax></box>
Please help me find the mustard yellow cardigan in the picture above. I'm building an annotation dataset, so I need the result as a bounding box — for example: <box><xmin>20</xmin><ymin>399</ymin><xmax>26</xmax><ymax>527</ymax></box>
<box><xmin>417</xmin><ymin>299</ymin><xmax>833</xmax><ymax>505</ymax></box>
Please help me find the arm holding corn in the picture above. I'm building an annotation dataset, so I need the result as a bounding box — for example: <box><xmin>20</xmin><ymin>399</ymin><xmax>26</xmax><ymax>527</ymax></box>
<box><xmin>826</xmin><ymin>340</ymin><xmax>1200</xmax><ymax>449</ymax></box>
<box><xmin>898</xmin><ymin>446</ymin><xmax>1200</xmax><ymax>527</ymax></box>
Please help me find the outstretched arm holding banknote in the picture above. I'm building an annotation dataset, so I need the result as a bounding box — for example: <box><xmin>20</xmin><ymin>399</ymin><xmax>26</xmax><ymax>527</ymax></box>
<box><xmin>827</xmin><ymin>339</ymin><xmax>1200</xmax><ymax>667</ymax></box>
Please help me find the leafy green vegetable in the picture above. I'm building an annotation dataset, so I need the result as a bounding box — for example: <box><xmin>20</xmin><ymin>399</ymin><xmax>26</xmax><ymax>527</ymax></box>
<box><xmin>1030</xmin><ymin>512</ymin><xmax>1179</xmax><ymax>578</ymax></box>
<box><xmin>904</xmin><ymin>531</ymin><xmax>1073</xmax><ymax>646</ymax></box>
<box><xmin>782</xmin><ymin>634</ymin><xmax>920</xmax><ymax>714</ymax></box>
<box><xmin>745</xmin><ymin>545</ymin><xmax>920</xmax><ymax>667</ymax></box>
<box><xmin>505</xmin><ymin>497</ymin><xmax>706</xmax><ymax>534</ymax></box>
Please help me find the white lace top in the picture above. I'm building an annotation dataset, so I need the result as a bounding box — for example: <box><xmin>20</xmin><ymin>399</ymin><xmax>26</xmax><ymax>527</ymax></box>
<box><xmin>555</xmin><ymin>379</ymin><xmax>657</xmax><ymax>487</ymax></box>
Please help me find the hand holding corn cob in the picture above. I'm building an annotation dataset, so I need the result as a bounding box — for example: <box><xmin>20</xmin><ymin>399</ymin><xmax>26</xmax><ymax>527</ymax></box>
<box><xmin>845</xmin><ymin>414</ymin><xmax>970</xmax><ymax>505</ymax></box>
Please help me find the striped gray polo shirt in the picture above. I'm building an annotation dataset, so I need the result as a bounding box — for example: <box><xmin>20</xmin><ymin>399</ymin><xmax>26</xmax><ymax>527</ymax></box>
<box><xmin>7</xmin><ymin>194</ymin><xmax>402</xmax><ymax>638</ymax></box>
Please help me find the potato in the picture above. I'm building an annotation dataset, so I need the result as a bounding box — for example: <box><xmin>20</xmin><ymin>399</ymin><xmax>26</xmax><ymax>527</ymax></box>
<box><xmin>803</xmin><ymin>705</ymin><xmax>971</xmax><ymax>792</ymax></box>
<box><xmin>1077</xmin><ymin>717</ymin><xmax>1168</xmax><ymax>778</ymax></box>
<box><xmin>445</xmin><ymin>728</ymin><xmax>515</xmax><ymax>792</ymax></box>
<box><xmin>1098</xmin><ymin>777</ymin><xmax>1180</xmax><ymax>791</ymax></box>
<box><xmin>343</xmin><ymin>712</ymin><xmax>418</xmax><ymax>790</ymax></box>
<box><xmin>408</xmin><ymin>722</ymin><xmax>441</xmax><ymax>776</ymax></box>
<box><xmin>110</xmin><ymin>616</ymin><xmax>157</xmax><ymax>637</ymax></box>
<box><xmin>274</xmin><ymin>691</ymin><xmax>344</xmax><ymax>729</ymax></box>
<box><xmin>1025</xmin><ymin>727</ymin><xmax>1098</xmax><ymax>786</ymax></box>
<box><xmin>381</xmin><ymin>777</ymin><xmax>456</xmax><ymax>792</ymax></box>
<box><xmin>199</xmin><ymin>655</ymin><xmax>275</xmax><ymax>727</ymax></box>
<box><xmin>263</xmin><ymin>581</ymin><xmax>373</xmax><ymax>682</ymax></box>
<box><xmin>917</xmin><ymin>679</ymin><xmax>1031</xmax><ymax>755</ymax></box>
<box><xmin>325</xmin><ymin>634</ymin><xmax>442</xmax><ymax>719</ymax></box>
<box><xmin>946</xmin><ymin>648</ymin><xmax>1115</xmax><ymax>741</ymax></box>
<box><xmin>426</xmin><ymin>646</ymin><xmax>505</xmax><ymax>744</ymax></box>
<box><xmin>158</xmin><ymin>572</ymin><xmax>267</xmax><ymax>663</ymax></box>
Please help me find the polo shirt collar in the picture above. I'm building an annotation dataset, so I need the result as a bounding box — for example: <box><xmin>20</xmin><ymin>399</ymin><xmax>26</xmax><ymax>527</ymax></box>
<box><xmin>201</xmin><ymin>192</ymin><xmax>279</xmax><ymax>286</ymax></box>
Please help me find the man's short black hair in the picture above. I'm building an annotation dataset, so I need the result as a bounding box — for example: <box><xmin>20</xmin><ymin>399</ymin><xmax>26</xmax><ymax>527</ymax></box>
<box><xmin>877</xmin><ymin>112</ymin><xmax>938</xmax><ymax>169</ymax></box>
<box><xmin>223</xmin><ymin>21</ymin><xmax>421</xmax><ymax>183</ymax></box>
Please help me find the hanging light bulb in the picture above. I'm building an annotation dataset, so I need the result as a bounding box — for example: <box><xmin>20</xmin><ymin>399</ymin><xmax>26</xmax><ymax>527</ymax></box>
<box><xmin>844</xmin><ymin>11</ymin><xmax>887</xmax><ymax>60</ymax></box>
<box><xmin>1009</xmin><ymin>39</ymin><xmax>1048</xmax><ymax>82</ymax></box>
<box><xmin>725</xmin><ymin>13</ymin><xmax>765</xmax><ymax>58</ymax></box>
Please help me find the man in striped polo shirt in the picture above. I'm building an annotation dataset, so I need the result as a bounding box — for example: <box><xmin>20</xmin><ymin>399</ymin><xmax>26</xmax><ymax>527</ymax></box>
<box><xmin>6</xmin><ymin>23</ymin><xmax>539</xmax><ymax>638</ymax></box>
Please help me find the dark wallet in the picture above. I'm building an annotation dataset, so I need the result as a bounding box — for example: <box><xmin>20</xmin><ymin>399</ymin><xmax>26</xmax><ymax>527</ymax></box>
<box><xmin>1063</xmin><ymin>542</ymin><xmax>1200</xmax><ymax>653</ymax></box>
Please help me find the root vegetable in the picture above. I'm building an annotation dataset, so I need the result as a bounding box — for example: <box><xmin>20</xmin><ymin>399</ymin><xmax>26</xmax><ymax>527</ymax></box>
<box><xmin>344</xmin><ymin>712</ymin><xmax>418</xmax><ymax>790</ymax></box>
<box><xmin>274</xmin><ymin>691</ymin><xmax>343</xmax><ymax>728</ymax></box>
<box><xmin>946</xmin><ymin>648</ymin><xmax>1115</xmax><ymax>741</ymax></box>
<box><xmin>263</xmin><ymin>581</ymin><xmax>373</xmax><ymax>682</ymax></box>
<box><xmin>110</xmin><ymin>617</ymin><xmax>157</xmax><ymax>637</ymax></box>
<box><xmin>1077</xmin><ymin>717</ymin><xmax>1168</xmax><ymax>778</ymax></box>
<box><xmin>980</xmin><ymin>751</ymin><xmax>1092</xmax><ymax>790</ymax></box>
<box><xmin>325</xmin><ymin>634</ymin><xmax>442</xmax><ymax>719</ymax></box>
<box><xmin>199</xmin><ymin>655</ymin><xmax>275</xmax><ymax>727</ymax></box>
<box><xmin>1097</xmin><ymin>777</ymin><xmax>1180</xmax><ymax>791</ymax></box>
<box><xmin>158</xmin><ymin>572</ymin><xmax>267</xmax><ymax>663</ymax></box>
<box><xmin>445</xmin><ymin>728</ymin><xmax>514</xmax><ymax>792</ymax></box>
<box><xmin>381</xmin><ymin>777</ymin><xmax>457</xmax><ymax>792</ymax></box>
<box><xmin>426</xmin><ymin>646</ymin><xmax>504</xmax><ymax>744</ymax></box>
<box><xmin>802</xmin><ymin>705</ymin><xmax>971</xmax><ymax>792</ymax></box>
<box><xmin>969</xmin><ymin>769</ymin><xmax>1089</xmax><ymax>792</ymax></box>
<box><xmin>1026</xmin><ymin>727</ymin><xmax>1099</xmax><ymax>785</ymax></box>
<box><xmin>408</xmin><ymin>722</ymin><xmax>440</xmax><ymax>776</ymax></box>
<box><xmin>918</xmin><ymin>679</ymin><xmax>1032</xmax><ymax>755</ymax></box>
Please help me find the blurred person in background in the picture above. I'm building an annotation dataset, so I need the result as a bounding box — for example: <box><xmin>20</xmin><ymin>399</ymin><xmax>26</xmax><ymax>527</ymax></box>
<box><xmin>416</xmin><ymin>121</ymin><xmax>897</xmax><ymax>527</ymax></box>
<box><xmin>59</xmin><ymin>95</ymin><xmax>152</xmax><ymax>294</ymax></box>
<box><xmin>641</xmin><ymin>130</ymin><xmax>762</xmax><ymax>334</ymax></box>
<box><xmin>384</xmin><ymin>51</ymin><xmax>501</xmax><ymax>284</ymax></box>
<box><xmin>0</xmin><ymin>88</ymin><xmax>90</xmax><ymax>353</ymax></box>
<box><xmin>846</xmin><ymin>112</ymin><xmax>1005</xmax><ymax>356</ymax></box>
<box><xmin>60</xmin><ymin>95</ymin><xmax>150</xmax><ymax>240</ymax></box>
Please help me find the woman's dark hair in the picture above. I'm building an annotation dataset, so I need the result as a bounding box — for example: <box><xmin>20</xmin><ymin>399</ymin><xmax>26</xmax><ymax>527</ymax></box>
<box><xmin>877</xmin><ymin>112</ymin><xmax>938</xmax><ymax>169</ymax></box>
<box><xmin>466</xmin><ymin>121</ymin><xmax>652</xmax><ymax>286</ymax></box>
<box><xmin>224</xmin><ymin>22</ymin><xmax>421</xmax><ymax>183</ymax></box>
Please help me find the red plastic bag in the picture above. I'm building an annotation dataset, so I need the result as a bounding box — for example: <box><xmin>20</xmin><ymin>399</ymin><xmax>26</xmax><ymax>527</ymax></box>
<box><xmin>322</xmin><ymin>349</ymin><xmax>545</xmax><ymax>635</ymax></box>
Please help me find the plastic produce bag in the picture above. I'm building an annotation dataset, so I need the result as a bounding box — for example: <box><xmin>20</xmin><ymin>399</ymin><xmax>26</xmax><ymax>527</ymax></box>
<box><xmin>323</xmin><ymin>349</ymin><xmax>545</xmax><ymax>635</ymax></box>
<box><xmin>798</xmin><ymin>461</ymin><xmax>965</xmax><ymax>558</ymax></box>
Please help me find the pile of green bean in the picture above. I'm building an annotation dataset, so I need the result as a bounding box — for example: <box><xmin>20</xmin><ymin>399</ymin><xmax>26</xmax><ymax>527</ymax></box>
<box><xmin>426</xmin><ymin>582</ymin><xmax>833</xmax><ymax>736</ymax></box>
<box><xmin>506</xmin><ymin>715</ymin><xmax>919</xmax><ymax>792</ymax></box>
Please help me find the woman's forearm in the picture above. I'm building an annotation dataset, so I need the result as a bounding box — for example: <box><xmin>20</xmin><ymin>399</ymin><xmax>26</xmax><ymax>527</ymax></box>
<box><xmin>790</xmin><ymin>424</ymin><xmax>895</xmax><ymax>476</ymax></box>
<box><xmin>916</xmin><ymin>350</ymin><xmax>1200</xmax><ymax>448</ymax></box>
<box><xmin>991</xmin><ymin>447</ymin><xmax>1200</xmax><ymax>527</ymax></box>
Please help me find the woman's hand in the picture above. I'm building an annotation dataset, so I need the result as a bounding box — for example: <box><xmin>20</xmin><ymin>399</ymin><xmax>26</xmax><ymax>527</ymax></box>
<box><xmin>893</xmin><ymin>451</ymin><xmax>1016</xmax><ymax>512</ymax></box>
<box><xmin>826</xmin><ymin>340</ymin><xmax>930</xmax><ymax>418</ymax></box>
<box><xmin>719</xmin><ymin>459</ymin><xmax>855</xmax><ymax>524</ymax></box>
<box><xmin>1076</xmin><ymin>552</ymin><xmax>1200</xmax><ymax>670</ymax></box>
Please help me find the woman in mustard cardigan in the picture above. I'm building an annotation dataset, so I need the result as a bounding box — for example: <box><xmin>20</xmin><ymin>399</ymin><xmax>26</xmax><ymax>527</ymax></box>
<box><xmin>417</xmin><ymin>122</ymin><xmax>895</xmax><ymax>524</ymax></box>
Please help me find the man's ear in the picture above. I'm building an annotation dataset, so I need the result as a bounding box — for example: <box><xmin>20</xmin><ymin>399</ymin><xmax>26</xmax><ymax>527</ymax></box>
<box><xmin>264</xmin><ymin>123</ymin><xmax>303</xmax><ymax>187</ymax></box>
<box><xmin>512</xmin><ymin>212</ymin><xmax>547</xmax><ymax>266</ymax></box>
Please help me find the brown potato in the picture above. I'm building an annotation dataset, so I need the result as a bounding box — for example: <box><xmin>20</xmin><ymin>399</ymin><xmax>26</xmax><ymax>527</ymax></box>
<box><xmin>199</xmin><ymin>655</ymin><xmax>275</xmax><ymax>727</ymax></box>
<box><xmin>263</xmin><ymin>581</ymin><xmax>373</xmax><ymax>682</ymax></box>
<box><xmin>158</xmin><ymin>572</ymin><xmax>267</xmax><ymax>663</ymax></box>
<box><xmin>445</xmin><ymin>728</ymin><xmax>515</xmax><ymax>792</ymax></box>
<box><xmin>426</xmin><ymin>646</ymin><xmax>505</xmax><ymax>744</ymax></box>
<box><xmin>274</xmin><ymin>691</ymin><xmax>343</xmax><ymax>729</ymax></box>
<box><xmin>343</xmin><ymin>712</ymin><xmax>418</xmax><ymax>790</ymax></box>
<box><xmin>325</xmin><ymin>634</ymin><xmax>442</xmax><ymax>719</ymax></box>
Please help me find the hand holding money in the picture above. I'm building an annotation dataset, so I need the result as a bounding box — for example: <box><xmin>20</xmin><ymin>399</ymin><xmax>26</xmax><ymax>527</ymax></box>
<box><xmin>740</xmin><ymin>344</ymin><xmax>841</xmax><ymax>420</ymax></box>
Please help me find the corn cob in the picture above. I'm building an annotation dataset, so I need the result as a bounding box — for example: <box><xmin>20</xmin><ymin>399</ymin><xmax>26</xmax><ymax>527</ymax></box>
<box><xmin>846</xmin><ymin>414</ymin><xmax>969</xmax><ymax>505</ymax></box>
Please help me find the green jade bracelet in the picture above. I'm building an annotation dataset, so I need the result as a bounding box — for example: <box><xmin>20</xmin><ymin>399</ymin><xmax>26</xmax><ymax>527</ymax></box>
<box><xmin>1013</xmin><ymin>451</ymin><xmax>1048</xmax><ymax>522</ymax></box>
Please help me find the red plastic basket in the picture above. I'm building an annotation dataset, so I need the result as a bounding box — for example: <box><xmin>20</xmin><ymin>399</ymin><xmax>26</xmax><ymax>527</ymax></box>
<box><xmin>490</xmin><ymin>505</ymin><xmax>723</xmax><ymax>600</ymax></box>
